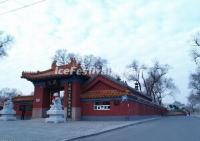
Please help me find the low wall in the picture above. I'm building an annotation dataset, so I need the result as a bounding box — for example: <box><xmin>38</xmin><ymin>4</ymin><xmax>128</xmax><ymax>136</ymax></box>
<box><xmin>81</xmin><ymin>101</ymin><xmax>166</xmax><ymax>117</ymax></box>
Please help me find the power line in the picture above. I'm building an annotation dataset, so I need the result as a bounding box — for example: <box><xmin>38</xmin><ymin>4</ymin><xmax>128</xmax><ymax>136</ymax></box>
<box><xmin>0</xmin><ymin>0</ymin><xmax>47</xmax><ymax>16</ymax></box>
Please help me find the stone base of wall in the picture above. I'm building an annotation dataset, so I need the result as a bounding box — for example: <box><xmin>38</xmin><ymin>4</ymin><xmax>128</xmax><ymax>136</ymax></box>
<box><xmin>32</xmin><ymin>108</ymin><xmax>49</xmax><ymax>118</ymax></box>
<box><xmin>63</xmin><ymin>107</ymin><xmax>81</xmax><ymax>121</ymax></box>
<box><xmin>72</xmin><ymin>107</ymin><xmax>81</xmax><ymax>121</ymax></box>
<box><xmin>81</xmin><ymin>115</ymin><xmax>159</xmax><ymax>121</ymax></box>
<box><xmin>64</xmin><ymin>107</ymin><xmax>67</xmax><ymax>119</ymax></box>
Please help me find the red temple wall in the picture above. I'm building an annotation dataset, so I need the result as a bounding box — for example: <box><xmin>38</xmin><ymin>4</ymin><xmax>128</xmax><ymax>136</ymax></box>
<box><xmin>81</xmin><ymin>101</ymin><xmax>165</xmax><ymax>116</ymax></box>
<box><xmin>81</xmin><ymin>80</ymin><xmax>165</xmax><ymax>116</ymax></box>
<box><xmin>14</xmin><ymin>103</ymin><xmax>32</xmax><ymax>117</ymax></box>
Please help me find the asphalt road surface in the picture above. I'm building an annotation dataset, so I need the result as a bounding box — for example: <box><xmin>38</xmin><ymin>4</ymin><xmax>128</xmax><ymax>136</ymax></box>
<box><xmin>74</xmin><ymin>116</ymin><xmax>200</xmax><ymax>141</ymax></box>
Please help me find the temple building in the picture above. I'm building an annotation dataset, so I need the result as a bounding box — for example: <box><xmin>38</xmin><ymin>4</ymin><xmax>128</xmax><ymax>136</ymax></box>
<box><xmin>14</xmin><ymin>59</ymin><xmax>166</xmax><ymax>120</ymax></box>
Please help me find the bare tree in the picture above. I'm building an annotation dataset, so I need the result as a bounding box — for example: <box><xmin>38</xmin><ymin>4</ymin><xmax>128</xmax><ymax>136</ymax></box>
<box><xmin>188</xmin><ymin>32</ymin><xmax>200</xmax><ymax>112</ymax></box>
<box><xmin>0</xmin><ymin>88</ymin><xmax>22</xmax><ymax>102</ymax></box>
<box><xmin>127</xmin><ymin>60</ymin><xmax>176</xmax><ymax>105</ymax></box>
<box><xmin>189</xmin><ymin>70</ymin><xmax>200</xmax><ymax>94</ymax></box>
<box><xmin>82</xmin><ymin>55</ymin><xmax>96</xmax><ymax>70</ymax></box>
<box><xmin>152</xmin><ymin>77</ymin><xmax>176</xmax><ymax>105</ymax></box>
<box><xmin>144</xmin><ymin>61</ymin><xmax>172</xmax><ymax>102</ymax></box>
<box><xmin>93</xmin><ymin>57</ymin><xmax>107</xmax><ymax>73</ymax></box>
<box><xmin>52</xmin><ymin>49</ymin><xmax>80</xmax><ymax>65</ymax></box>
<box><xmin>126</xmin><ymin>60</ymin><xmax>146</xmax><ymax>92</ymax></box>
<box><xmin>194</xmin><ymin>32</ymin><xmax>200</xmax><ymax>46</ymax></box>
<box><xmin>188</xmin><ymin>69</ymin><xmax>200</xmax><ymax>111</ymax></box>
<box><xmin>0</xmin><ymin>32</ymin><xmax>13</xmax><ymax>57</ymax></box>
<box><xmin>188</xmin><ymin>93</ymin><xmax>200</xmax><ymax>113</ymax></box>
<box><xmin>192</xmin><ymin>32</ymin><xmax>200</xmax><ymax>65</ymax></box>
<box><xmin>52</xmin><ymin>49</ymin><xmax>108</xmax><ymax>74</ymax></box>
<box><xmin>81</xmin><ymin>55</ymin><xmax>108</xmax><ymax>74</ymax></box>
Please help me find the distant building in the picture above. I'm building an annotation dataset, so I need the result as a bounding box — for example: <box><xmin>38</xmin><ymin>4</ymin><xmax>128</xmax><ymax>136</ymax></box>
<box><xmin>13</xmin><ymin>59</ymin><xmax>166</xmax><ymax>120</ymax></box>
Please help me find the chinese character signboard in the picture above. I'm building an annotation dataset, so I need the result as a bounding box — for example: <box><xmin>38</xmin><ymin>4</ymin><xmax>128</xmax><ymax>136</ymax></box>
<box><xmin>67</xmin><ymin>82</ymin><xmax>72</xmax><ymax>118</ymax></box>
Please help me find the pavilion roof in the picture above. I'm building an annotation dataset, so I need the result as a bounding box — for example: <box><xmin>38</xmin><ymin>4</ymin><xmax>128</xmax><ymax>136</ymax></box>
<box><xmin>21</xmin><ymin>59</ymin><xmax>82</xmax><ymax>81</ymax></box>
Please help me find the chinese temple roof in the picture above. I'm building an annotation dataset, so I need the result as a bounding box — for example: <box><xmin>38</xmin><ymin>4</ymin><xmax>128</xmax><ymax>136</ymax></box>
<box><xmin>82</xmin><ymin>75</ymin><xmax>152</xmax><ymax>101</ymax></box>
<box><xmin>80</xmin><ymin>90</ymin><xmax>130</xmax><ymax>99</ymax></box>
<box><xmin>21</xmin><ymin>58</ymin><xmax>83</xmax><ymax>81</ymax></box>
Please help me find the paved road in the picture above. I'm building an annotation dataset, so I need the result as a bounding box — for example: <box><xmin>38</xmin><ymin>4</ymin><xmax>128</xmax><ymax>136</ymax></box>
<box><xmin>73</xmin><ymin>116</ymin><xmax>200</xmax><ymax>141</ymax></box>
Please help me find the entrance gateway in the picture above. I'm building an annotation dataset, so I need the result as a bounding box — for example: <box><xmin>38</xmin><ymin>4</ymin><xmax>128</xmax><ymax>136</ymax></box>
<box><xmin>22</xmin><ymin>59</ymin><xmax>86</xmax><ymax>120</ymax></box>
<box><xmin>20</xmin><ymin>59</ymin><xmax>166</xmax><ymax>121</ymax></box>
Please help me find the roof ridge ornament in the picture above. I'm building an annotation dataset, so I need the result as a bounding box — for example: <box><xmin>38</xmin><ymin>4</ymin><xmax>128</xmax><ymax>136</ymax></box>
<box><xmin>70</xmin><ymin>57</ymin><xmax>77</xmax><ymax>67</ymax></box>
<box><xmin>51</xmin><ymin>60</ymin><xmax>57</xmax><ymax>70</ymax></box>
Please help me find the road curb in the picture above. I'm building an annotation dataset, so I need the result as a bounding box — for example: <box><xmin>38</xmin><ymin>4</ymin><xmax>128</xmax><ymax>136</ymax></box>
<box><xmin>62</xmin><ymin>117</ymin><xmax>161</xmax><ymax>141</ymax></box>
<box><xmin>191</xmin><ymin>115</ymin><xmax>200</xmax><ymax>118</ymax></box>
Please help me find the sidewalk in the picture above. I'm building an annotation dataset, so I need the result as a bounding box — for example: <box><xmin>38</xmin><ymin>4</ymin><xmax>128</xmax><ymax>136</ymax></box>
<box><xmin>0</xmin><ymin>117</ymin><xmax>160</xmax><ymax>141</ymax></box>
<box><xmin>192</xmin><ymin>114</ymin><xmax>200</xmax><ymax>118</ymax></box>
<box><xmin>63</xmin><ymin>117</ymin><xmax>160</xmax><ymax>141</ymax></box>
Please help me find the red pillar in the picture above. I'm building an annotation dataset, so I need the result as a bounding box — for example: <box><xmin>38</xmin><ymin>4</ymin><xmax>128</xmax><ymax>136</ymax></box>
<box><xmin>32</xmin><ymin>84</ymin><xmax>47</xmax><ymax>118</ymax></box>
<box><xmin>71</xmin><ymin>81</ymin><xmax>81</xmax><ymax>120</ymax></box>
<box><xmin>72</xmin><ymin>81</ymin><xmax>81</xmax><ymax>107</ymax></box>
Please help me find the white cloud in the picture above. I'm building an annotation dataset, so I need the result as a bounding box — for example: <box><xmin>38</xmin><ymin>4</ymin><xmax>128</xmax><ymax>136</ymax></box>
<box><xmin>0</xmin><ymin>0</ymin><xmax>200</xmax><ymax>103</ymax></box>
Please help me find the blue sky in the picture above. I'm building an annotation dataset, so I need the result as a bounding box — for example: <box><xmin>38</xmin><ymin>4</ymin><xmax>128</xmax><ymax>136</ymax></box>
<box><xmin>0</xmin><ymin>0</ymin><xmax>200</xmax><ymax>104</ymax></box>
